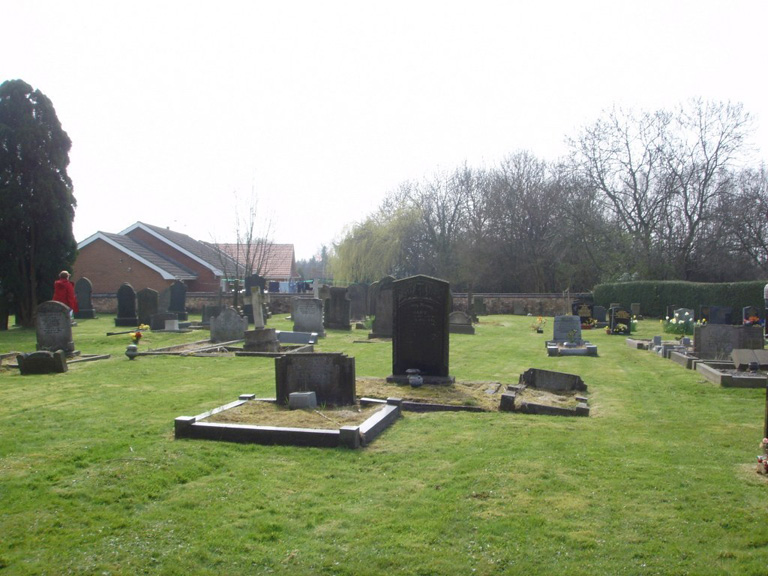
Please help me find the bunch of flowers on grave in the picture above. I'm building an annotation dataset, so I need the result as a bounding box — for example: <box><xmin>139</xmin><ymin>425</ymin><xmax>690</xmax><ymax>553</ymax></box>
<box><xmin>757</xmin><ymin>438</ymin><xmax>768</xmax><ymax>474</ymax></box>
<box><xmin>130</xmin><ymin>331</ymin><xmax>143</xmax><ymax>345</ymax></box>
<box><xmin>611</xmin><ymin>323</ymin><xmax>629</xmax><ymax>334</ymax></box>
<box><xmin>530</xmin><ymin>316</ymin><xmax>546</xmax><ymax>332</ymax></box>
<box><xmin>662</xmin><ymin>311</ymin><xmax>695</xmax><ymax>336</ymax></box>
<box><xmin>743</xmin><ymin>316</ymin><xmax>762</xmax><ymax>327</ymax></box>
<box><xmin>581</xmin><ymin>318</ymin><xmax>597</xmax><ymax>330</ymax></box>
<box><xmin>138</xmin><ymin>324</ymin><xmax>149</xmax><ymax>331</ymax></box>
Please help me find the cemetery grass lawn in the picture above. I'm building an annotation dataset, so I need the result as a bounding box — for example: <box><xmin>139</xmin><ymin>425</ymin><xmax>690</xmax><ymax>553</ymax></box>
<box><xmin>1</xmin><ymin>315</ymin><xmax>767</xmax><ymax>575</ymax></box>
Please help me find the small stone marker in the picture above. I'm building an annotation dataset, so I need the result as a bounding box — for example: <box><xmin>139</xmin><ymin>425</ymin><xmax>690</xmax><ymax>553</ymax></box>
<box><xmin>36</xmin><ymin>300</ymin><xmax>75</xmax><ymax>353</ymax></box>
<box><xmin>289</xmin><ymin>391</ymin><xmax>318</xmax><ymax>410</ymax></box>
<box><xmin>150</xmin><ymin>312</ymin><xmax>178</xmax><ymax>331</ymax></box>
<box><xmin>243</xmin><ymin>328</ymin><xmax>280</xmax><ymax>352</ymax></box>
<box><xmin>449</xmin><ymin>311</ymin><xmax>475</xmax><ymax>334</ymax></box>
<box><xmin>275</xmin><ymin>352</ymin><xmax>356</xmax><ymax>406</ymax></box>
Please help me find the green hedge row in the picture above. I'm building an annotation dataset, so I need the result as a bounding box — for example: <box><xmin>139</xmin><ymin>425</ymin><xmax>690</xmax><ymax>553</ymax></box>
<box><xmin>592</xmin><ymin>280</ymin><xmax>767</xmax><ymax>319</ymax></box>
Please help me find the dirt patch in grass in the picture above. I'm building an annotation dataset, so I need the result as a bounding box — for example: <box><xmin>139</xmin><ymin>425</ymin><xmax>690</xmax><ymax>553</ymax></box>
<box><xmin>206</xmin><ymin>400</ymin><xmax>384</xmax><ymax>429</ymax></box>
<box><xmin>357</xmin><ymin>377</ymin><xmax>506</xmax><ymax>410</ymax></box>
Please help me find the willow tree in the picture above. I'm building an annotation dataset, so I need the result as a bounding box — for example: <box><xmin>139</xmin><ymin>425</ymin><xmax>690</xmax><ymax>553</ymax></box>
<box><xmin>0</xmin><ymin>80</ymin><xmax>77</xmax><ymax>327</ymax></box>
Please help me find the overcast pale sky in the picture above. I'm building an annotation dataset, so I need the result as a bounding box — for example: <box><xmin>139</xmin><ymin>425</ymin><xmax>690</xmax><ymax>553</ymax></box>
<box><xmin>4</xmin><ymin>0</ymin><xmax>766</xmax><ymax>259</ymax></box>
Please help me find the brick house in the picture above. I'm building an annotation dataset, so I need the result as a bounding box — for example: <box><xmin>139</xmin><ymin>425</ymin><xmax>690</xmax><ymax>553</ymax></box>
<box><xmin>75</xmin><ymin>222</ymin><xmax>243</xmax><ymax>294</ymax></box>
<box><xmin>75</xmin><ymin>222</ymin><xmax>298</xmax><ymax>295</ymax></box>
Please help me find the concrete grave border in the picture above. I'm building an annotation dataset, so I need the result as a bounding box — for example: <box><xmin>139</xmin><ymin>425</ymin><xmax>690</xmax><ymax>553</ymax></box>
<box><xmin>175</xmin><ymin>395</ymin><xmax>401</xmax><ymax>449</ymax></box>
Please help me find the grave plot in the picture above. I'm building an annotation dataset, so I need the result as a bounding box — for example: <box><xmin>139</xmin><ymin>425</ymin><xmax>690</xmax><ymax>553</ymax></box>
<box><xmin>696</xmin><ymin>349</ymin><xmax>768</xmax><ymax>388</ymax></box>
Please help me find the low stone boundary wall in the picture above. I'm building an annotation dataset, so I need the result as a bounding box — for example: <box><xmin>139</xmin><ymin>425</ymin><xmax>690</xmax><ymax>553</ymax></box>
<box><xmin>91</xmin><ymin>292</ymin><xmax>592</xmax><ymax>317</ymax></box>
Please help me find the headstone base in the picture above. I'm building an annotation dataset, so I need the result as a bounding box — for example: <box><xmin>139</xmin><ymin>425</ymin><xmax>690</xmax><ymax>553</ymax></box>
<box><xmin>74</xmin><ymin>309</ymin><xmax>96</xmax><ymax>319</ymax></box>
<box><xmin>17</xmin><ymin>350</ymin><xmax>68</xmax><ymax>374</ymax></box>
<box><xmin>386</xmin><ymin>374</ymin><xmax>455</xmax><ymax>385</ymax></box>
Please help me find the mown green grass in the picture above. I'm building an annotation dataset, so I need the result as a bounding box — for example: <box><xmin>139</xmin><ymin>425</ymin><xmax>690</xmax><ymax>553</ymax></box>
<box><xmin>1</xmin><ymin>315</ymin><xmax>767</xmax><ymax>575</ymax></box>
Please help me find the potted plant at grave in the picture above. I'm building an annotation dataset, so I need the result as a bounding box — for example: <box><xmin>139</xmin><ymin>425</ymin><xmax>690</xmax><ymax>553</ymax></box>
<box><xmin>126</xmin><ymin>330</ymin><xmax>142</xmax><ymax>360</ymax></box>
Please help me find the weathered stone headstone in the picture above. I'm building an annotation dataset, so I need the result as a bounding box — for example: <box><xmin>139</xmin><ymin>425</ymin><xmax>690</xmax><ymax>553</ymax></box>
<box><xmin>275</xmin><ymin>352</ymin><xmax>355</xmax><ymax>406</ymax></box>
<box><xmin>593</xmin><ymin>306</ymin><xmax>607</xmax><ymax>323</ymax></box>
<box><xmin>347</xmin><ymin>283</ymin><xmax>368</xmax><ymax>322</ymax></box>
<box><xmin>210</xmin><ymin>307</ymin><xmax>248</xmax><ymax>343</ymax></box>
<box><xmin>73</xmin><ymin>277</ymin><xmax>96</xmax><ymax>319</ymax></box>
<box><xmin>324</xmin><ymin>287</ymin><xmax>351</xmax><ymax>330</ymax></box>
<box><xmin>473</xmin><ymin>295</ymin><xmax>488</xmax><ymax>316</ymax></box>
<box><xmin>370</xmin><ymin>275</ymin><xmax>395</xmax><ymax>339</ymax></box>
<box><xmin>609</xmin><ymin>307</ymin><xmax>632</xmax><ymax>334</ymax></box>
<box><xmin>150</xmin><ymin>312</ymin><xmax>178</xmax><ymax>331</ymax></box>
<box><xmin>700</xmin><ymin>305</ymin><xmax>732</xmax><ymax>325</ymax></box>
<box><xmin>36</xmin><ymin>300</ymin><xmax>75</xmax><ymax>353</ymax></box>
<box><xmin>168</xmin><ymin>281</ymin><xmax>188</xmax><ymax>321</ymax></box>
<box><xmin>389</xmin><ymin>275</ymin><xmax>453</xmax><ymax>384</ymax></box>
<box><xmin>292</xmin><ymin>298</ymin><xmax>325</xmax><ymax>336</ymax></box>
<box><xmin>17</xmin><ymin>350</ymin><xmax>68</xmax><ymax>374</ymax></box>
<box><xmin>201</xmin><ymin>305</ymin><xmax>222</xmax><ymax>326</ymax></box>
<box><xmin>367</xmin><ymin>280</ymin><xmax>380</xmax><ymax>316</ymax></box>
<box><xmin>449</xmin><ymin>311</ymin><xmax>475</xmax><ymax>334</ymax></box>
<box><xmin>136</xmin><ymin>288</ymin><xmax>159</xmax><ymax>326</ymax></box>
<box><xmin>243</xmin><ymin>328</ymin><xmax>280</xmax><ymax>352</ymax></box>
<box><xmin>694</xmin><ymin>324</ymin><xmax>764</xmax><ymax>360</ymax></box>
<box><xmin>631</xmin><ymin>303</ymin><xmax>641</xmax><ymax>317</ymax></box>
<box><xmin>551</xmin><ymin>315</ymin><xmax>583</xmax><ymax>344</ymax></box>
<box><xmin>115</xmin><ymin>283</ymin><xmax>138</xmax><ymax>327</ymax></box>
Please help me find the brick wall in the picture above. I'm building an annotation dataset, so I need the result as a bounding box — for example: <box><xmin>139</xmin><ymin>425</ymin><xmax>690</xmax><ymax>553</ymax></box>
<box><xmin>73</xmin><ymin>239</ymin><xmax>175</xmax><ymax>294</ymax></box>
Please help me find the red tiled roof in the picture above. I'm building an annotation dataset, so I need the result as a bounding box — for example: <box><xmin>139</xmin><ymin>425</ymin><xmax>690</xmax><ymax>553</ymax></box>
<box><xmin>215</xmin><ymin>243</ymin><xmax>297</xmax><ymax>280</ymax></box>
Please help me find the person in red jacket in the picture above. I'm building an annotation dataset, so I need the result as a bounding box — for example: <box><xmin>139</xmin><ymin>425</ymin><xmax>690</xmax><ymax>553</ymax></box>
<box><xmin>52</xmin><ymin>270</ymin><xmax>79</xmax><ymax>316</ymax></box>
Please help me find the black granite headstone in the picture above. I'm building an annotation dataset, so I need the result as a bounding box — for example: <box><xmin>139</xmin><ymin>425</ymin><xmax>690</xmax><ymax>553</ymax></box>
<box><xmin>73</xmin><ymin>277</ymin><xmax>96</xmax><ymax>319</ymax></box>
<box><xmin>115</xmin><ymin>283</ymin><xmax>139</xmax><ymax>327</ymax></box>
<box><xmin>168</xmin><ymin>281</ymin><xmax>188</xmax><ymax>321</ymax></box>
<box><xmin>390</xmin><ymin>275</ymin><xmax>453</xmax><ymax>383</ymax></box>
